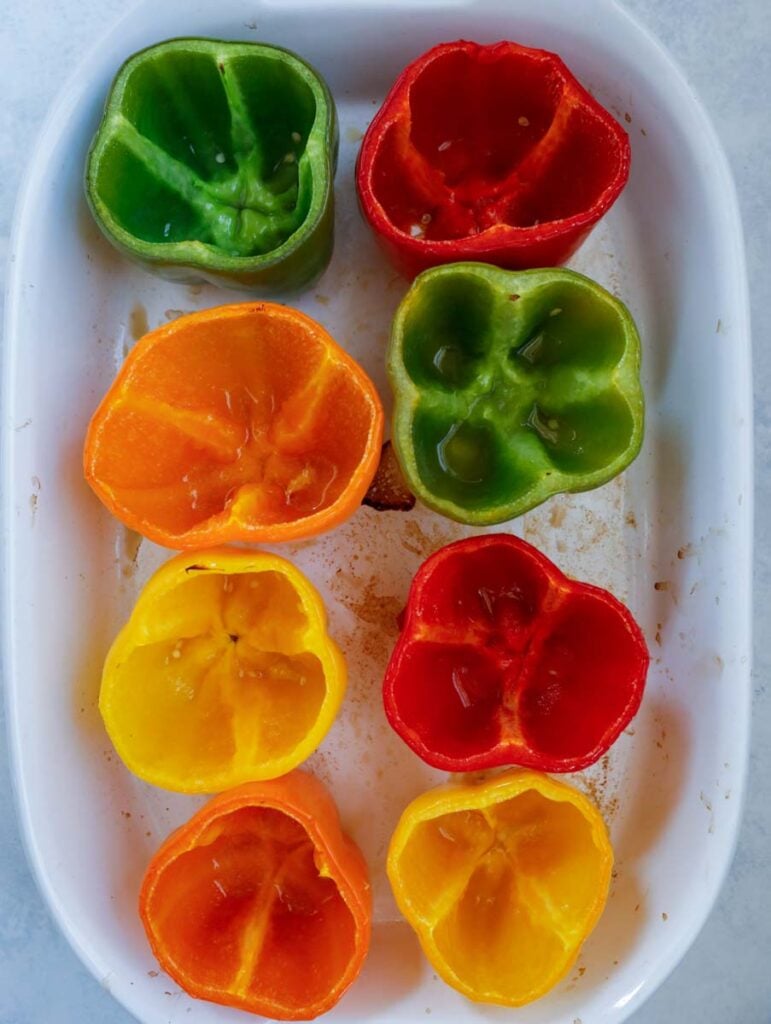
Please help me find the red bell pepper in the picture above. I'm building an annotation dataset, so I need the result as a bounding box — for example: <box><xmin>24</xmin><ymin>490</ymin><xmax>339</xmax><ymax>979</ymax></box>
<box><xmin>356</xmin><ymin>40</ymin><xmax>631</xmax><ymax>278</ymax></box>
<box><xmin>383</xmin><ymin>534</ymin><xmax>648</xmax><ymax>773</ymax></box>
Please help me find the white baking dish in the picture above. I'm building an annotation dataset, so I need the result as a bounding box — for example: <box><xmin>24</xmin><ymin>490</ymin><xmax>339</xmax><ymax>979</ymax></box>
<box><xmin>2</xmin><ymin>1</ymin><xmax>752</xmax><ymax>1022</ymax></box>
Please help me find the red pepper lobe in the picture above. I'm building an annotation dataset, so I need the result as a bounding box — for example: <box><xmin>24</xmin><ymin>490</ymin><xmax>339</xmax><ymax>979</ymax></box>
<box><xmin>357</xmin><ymin>40</ymin><xmax>631</xmax><ymax>277</ymax></box>
<box><xmin>383</xmin><ymin>534</ymin><xmax>649</xmax><ymax>773</ymax></box>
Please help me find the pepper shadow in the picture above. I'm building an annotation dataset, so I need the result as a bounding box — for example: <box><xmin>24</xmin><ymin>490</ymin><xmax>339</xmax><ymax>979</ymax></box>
<box><xmin>76</xmin><ymin>195</ymin><xmax>125</xmax><ymax>274</ymax></box>
<box><xmin>613</xmin><ymin>693</ymin><xmax>691</xmax><ymax>864</ymax></box>
<box><xmin>336</xmin><ymin>921</ymin><xmax>425</xmax><ymax>1017</ymax></box>
<box><xmin>57</xmin><ymin>428</ymin><xmax>120</xmax><ymax>737</ymax></box>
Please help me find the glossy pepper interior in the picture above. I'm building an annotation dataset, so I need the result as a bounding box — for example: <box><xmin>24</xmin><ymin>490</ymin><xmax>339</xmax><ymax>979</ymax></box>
<box><xmin>100</xmin><ymin>549</ymin><xmax>346</xmax><ymax>791</ymax></box>
<box><xmin>388</xmin><ymin>263</ymin><xmax>644</xmax><ymax>524</ymax></box>
<box><xmin>84</xmin><ymin>303</ymin><xmax>383</xmax><ymax>547</ymax></box>
<box><xmin>140</xmin><ymin>773</ymin><xmax>371</xmax><ymax>1019</ymax></box>
<box><xmin>388</xmin><ymin>770</ymin><xmax>612</xmax><ymax>1006</ymax></box>
<box><xmin>384</xmin><ymin>534</ymin><xmax>648</xmax><ymax>772</ymax></box>
<box><xmin>357</xmin><ymin>40</ymin><xmax>630</xmax><ymax>276</ymax></box>
<box><xmin>86</xmin><ymin>40</ymin><xmax>337</xmax><ymax>291</ymax></box>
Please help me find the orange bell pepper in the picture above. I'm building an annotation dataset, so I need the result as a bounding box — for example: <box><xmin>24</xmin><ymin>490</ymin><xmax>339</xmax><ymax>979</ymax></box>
<box><xmin>388</xmin><ymin>769</ymin><xmax>612</xmax><ymax>1006</ymax></box>
<box><xmin>140</xmin><ymin>772</ymin><xmax>371</xmax><ymax>1020</ymax></box>
<box><xmin>100</xmin><ymin>548</ymin><xmax>346</xmax><ymax>792</ymax></box>
<box><xmin>83</xmin><ymin>303</ymin><xmax>384</xmax><ymax>548</ymax></box>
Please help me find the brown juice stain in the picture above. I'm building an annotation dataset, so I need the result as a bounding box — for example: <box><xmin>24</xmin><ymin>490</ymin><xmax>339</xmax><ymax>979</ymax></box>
<box><xmin>524</xmin><ymin>505</ymin><xmax>612</xmax><ymax>566</ymax></box>
<box><xmin>121</xmin><ymin>528</ymin><xmax>143</xmax><ymax>578</ymax></box>
<box><xmin>334</xmin><ymin>573</ymin><xmax>402</xmax><ymax>667</ymax></box>
<box><xmin>548</xmin><ymin>502</ymin><xmax>567</xmax><ymax>528</ymax></box>
<box><xmin>400</xmin><ymin>517</ymin><xmax>460</xmax><ymax>559</ymax></box>
<box><xmin>575</xmin><ymin>754</ymin><xmax>620</xmax><ymax>823</ymax></box>
<box><xmin>129</xmin><ymin>302</ymin><xmax>148</xmax><ymax>341</ymax></box>
<box><xmin>29</xmin><ymin>475</ymin><xmax>41</xmax><ymax>524</ymax></box>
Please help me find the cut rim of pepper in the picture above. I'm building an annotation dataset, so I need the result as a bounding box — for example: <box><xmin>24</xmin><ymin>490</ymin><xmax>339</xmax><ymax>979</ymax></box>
<box><xmin>83</xmin><ymin>302</ymin><xmax>384</xmax><ymax>548</ymax></box>
<box><xmin>387</xmin><ymin>769</ymin><xmax>613</xmax><ymax>1006</ymax></box>
<box><xmin>383</xmin><ymin>534</ymin><xmax>649</xmax><ymax>773</ymax></box>
<box><xmin>100</xmin><ymin>548</ymin><xmax>346</xmax><ymax>792</ymax></box>
<box><xmin>140</xmin><ymin>772</ymin><xmax>371</xmax><ymax>1019</ymax></box>
<box><xmin>388</xmin><ymin>263</ymin><xmax>644</xmax><ymax>525</ymax></box>
<box><xmin>357</xmin><ymin>39</ymin><xmax>630</xmax><ymax>277</ymax></box>
<box><xmin>86</xmin><ymin>38</ymin><xmax>338</xmax><ymax>292</ymax></box>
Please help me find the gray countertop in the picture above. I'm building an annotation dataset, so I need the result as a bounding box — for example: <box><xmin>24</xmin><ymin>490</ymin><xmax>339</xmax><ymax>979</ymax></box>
<box><xmin>1</xmin><ymin>1</ymin><xmax>769</xmax><ymax>1021</ymax></box>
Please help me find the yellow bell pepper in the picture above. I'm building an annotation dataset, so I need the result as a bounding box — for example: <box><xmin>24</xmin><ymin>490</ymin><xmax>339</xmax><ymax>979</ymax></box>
<box><xmin>100</xmin><ymin>547</ymin><xmax>345</xmax><ymax>792</ymax></box>
<box><xmin>387</xmin><ymin>769</ymin><xmax>612</xmax><ymax>1006</ymax></box>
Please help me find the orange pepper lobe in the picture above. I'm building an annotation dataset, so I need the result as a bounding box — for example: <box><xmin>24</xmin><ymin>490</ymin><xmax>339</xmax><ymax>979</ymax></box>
<box><xmin>84</xmin><ymin>303</ymin><xmax>383</xmax><ymax>547</ymax></box>
<box><xmin>141</xmin><ymin>773</ymin><xmax>371</xmax><ymax>1019</ymax></box>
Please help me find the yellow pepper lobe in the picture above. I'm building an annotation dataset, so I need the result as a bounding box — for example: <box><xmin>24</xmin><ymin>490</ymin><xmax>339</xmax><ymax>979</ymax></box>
<box><xmin>387</xmin><ymin>769</ymin><xmax>613</xmax><ymax>1006</ymax></box>
<box><xmin>99</xmin><ymin>547</ymin><xmax>345</xmax><ymax>792</ymax></box>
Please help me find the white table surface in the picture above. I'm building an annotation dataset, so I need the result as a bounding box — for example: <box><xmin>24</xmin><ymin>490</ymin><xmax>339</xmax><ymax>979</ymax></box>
<box><xmin>1</xmin><ymin>1</ymin><xmax>769</xmax><ymax>1022</ymax></box>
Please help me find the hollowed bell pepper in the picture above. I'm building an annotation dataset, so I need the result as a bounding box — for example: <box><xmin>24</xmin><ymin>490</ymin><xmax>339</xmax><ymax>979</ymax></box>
<box><xmin>383</xmin><ymin>534</ymin><xmax>648</xmax><ymax>773</ymax></box>
<box><xmin>86</xmin><ymin>39</ymin><xmax>338</xmax><ymax>292</ymax></box>
<box><xmin>356</xmin><ymin>39</ymin><xmax>630</xmax><ymax>278</ymax></box>
<box><xmin>140</xmin><ymin>772</ymin><xmax>371</xmax><ymax>1020</ymax></box>
<box><xmin>84</xmin><ymin>302</ymin><xmax>384</xmax><ymax>548</ymax></box>
<box><xmin>100</xmin><ymin>548</ymin><xmax>346</xmax><ymax>792</ymax></box>
<box><xmin>388</xmin><ymin>263</ymin><xmax>644</xmax><ymax>524</ymax></box>
<box><xmin>388</xmin><ymin>769</ymin><xmax>612</xmax><ymax>1006</ymax></box>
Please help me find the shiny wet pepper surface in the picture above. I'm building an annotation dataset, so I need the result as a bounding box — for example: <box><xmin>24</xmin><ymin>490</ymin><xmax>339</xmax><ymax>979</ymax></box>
<box><xmin>86</xmin><ymin>39</ymin><xmax>338</xmax><ymax>292</ymax></box>
<box><xmin>383</xmin><ymin>534</ymin><xmax>648</xmax><ymax>773</ymax></box>
<box><xmin>100</xmin><ymin>549</ymin><xmax>346</xmax><ymax>792</ymax></box>
<box><xmin>356</xmin><ymin>39</ymin><xmax>630</xmax><ymax>278</ymax></box>
<box><xmin>388</xmin><ymin>770</ymin><xmax>612</xmax><ymax>1006</ymax></box>
<box><xmin>140</xmin><ymin>772</ymin><xmax>371</xmax><ymax>1020</ymax></box>
<box><xmin>389</xmin><ymin>263</ymin><xmax>644</xmax><ymax>524</ymax></box>
<box><xmin>83</xmin><ymin>302</ymin><xmax>383</xmax><ymax>548</ymax></box>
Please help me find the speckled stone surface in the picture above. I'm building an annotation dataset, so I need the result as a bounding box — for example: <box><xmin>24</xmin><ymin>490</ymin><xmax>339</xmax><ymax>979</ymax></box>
<box><xmin>1</xmin><ymin>1</ymin><xmax>769</xmax><ymax>1022</ymax></box>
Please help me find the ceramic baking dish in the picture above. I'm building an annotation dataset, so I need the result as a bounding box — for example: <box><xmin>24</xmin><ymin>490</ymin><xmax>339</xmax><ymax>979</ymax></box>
<box><xmin>3</xmin><ymin>0</ymin><xmax>752</xmax><ymax>1021</ymax></box>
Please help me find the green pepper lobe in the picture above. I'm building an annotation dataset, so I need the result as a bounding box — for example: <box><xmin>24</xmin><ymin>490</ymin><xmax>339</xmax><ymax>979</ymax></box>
<box><xmin>86</xmin><ymin>39</ymin><xmax>338</xmax><ymax>292</ymax></box>
<box><xmin>389</xmin><ymin>264</ymin><xmax>644</xmax><ymax>524</ymax></box>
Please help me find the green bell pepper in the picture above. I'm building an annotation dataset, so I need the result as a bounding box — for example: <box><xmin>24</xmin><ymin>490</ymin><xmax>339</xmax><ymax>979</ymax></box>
<box><xmin>85</xmin><ymin>39</ymin><xmax>338</xmax><ymax>293</ymax></box>
<box><xmin>388</xmin><ymin>263</ymin><xmax>644</xmax><ymax>524</ymax></box>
